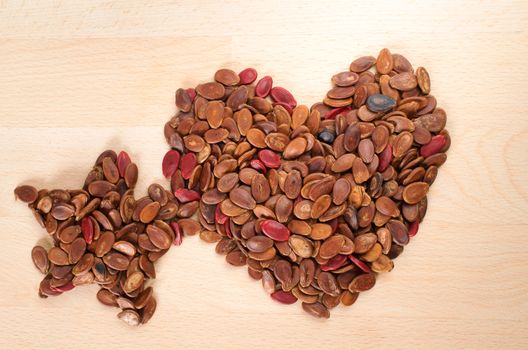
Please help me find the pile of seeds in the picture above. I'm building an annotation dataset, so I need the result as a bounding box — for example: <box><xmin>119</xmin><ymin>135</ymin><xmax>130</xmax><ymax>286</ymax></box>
<box><xmin>15</xmin><ymin>150</ymin><xmax>189</xmax><ymax>326</ymax></box>
<box><xmin>164</xmin><ymin>50</ymin><xmax>449</xmax><ymax>319</ymax></box>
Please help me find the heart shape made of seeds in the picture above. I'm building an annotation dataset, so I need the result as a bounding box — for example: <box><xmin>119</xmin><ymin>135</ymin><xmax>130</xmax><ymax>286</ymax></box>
<box><xmin>15</xmin><ymin>48</ymin><xmax>449</xmax><ymax>325</ymax></box>
<box><xmin>163</xmin><ymin>48</ymin><xmax>449</xmax><ymax>319</ymax></box>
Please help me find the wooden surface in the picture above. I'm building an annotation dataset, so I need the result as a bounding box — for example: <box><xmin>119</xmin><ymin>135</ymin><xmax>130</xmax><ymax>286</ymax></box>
<box><xmin>1</xmin><ymin>1</ymin><xmax>527</xmax><ymax>349</ymax></box>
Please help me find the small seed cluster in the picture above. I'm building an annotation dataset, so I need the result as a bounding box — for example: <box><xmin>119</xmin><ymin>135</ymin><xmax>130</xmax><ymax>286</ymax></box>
<box><xmin>15</xmin><ymin>151</ymin><xmax>192</xmax><ymax>326</ymax></box>
<box><xmin>164</xmin><ymin>49</ymin><xmax>449</xmax><ymax>318</ymax></box>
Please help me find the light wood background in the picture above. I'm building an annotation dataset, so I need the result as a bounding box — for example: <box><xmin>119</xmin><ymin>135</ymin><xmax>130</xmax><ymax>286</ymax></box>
<box><xmin>1</xmin><ymin>1</ymin><xmax>527</xmax><ymax>349</ymax></box>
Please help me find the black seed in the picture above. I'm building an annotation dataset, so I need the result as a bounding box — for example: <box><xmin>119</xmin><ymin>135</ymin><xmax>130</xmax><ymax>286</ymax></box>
<box><xmin>318</xmin><ymin>131</ymin><xmax>335</xmax><ymax>144</ymax></box>
<box><xmin>366</xmin><ymin>94</ymin><xmax>396</xmax><ymax>113</ymax></box>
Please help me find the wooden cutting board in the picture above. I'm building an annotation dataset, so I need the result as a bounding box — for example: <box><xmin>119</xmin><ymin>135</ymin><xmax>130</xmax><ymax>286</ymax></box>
<box><xmin>0</xmin><ymin>1</ymin><xmax>526</xmax><ymax>349</ymax></box>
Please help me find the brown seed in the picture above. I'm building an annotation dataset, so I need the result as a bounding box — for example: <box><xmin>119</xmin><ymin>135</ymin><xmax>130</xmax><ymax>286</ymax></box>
<box><xmin>392</xmin><ymin>132</ymin><xmax>414</xmax><ymax>158</ymax></box>
<box><xmin>246</xmin><ymin>128</ymin><xmax>267</xmax><ymax>148</ymax></box>
<box><xmin>310</xmin><ymin>223</ymin><xmax>332</xmax><ymax>240</ymax></box>
<box><xmin>416</xmin><ymin>67</ymin><xmax>431</xmax><ymax>94</ymax></box>
<box><xmin>146</xmin><ymin>225</ymin><xmax>172</xmax><ymax>249</ymax></box>
<box><xmin>230</xmin><ymin>187</ymin><xmax>256</xmax><ymax>210</ymax></box>
<box><xmin>14</xmin><ymin>185</ymin><xmax>38</xmax><ymax>203</ymax></box>
<box><xmin>95</xmin><ymin>231</ymin><xmax>115</xmax><ymax>257</ymax></box>
<box><xmin>196</xmin><ymin>82</ymin><xmax>225</xmax><ymax>100</ymax></box>
<box><xmin>69</xmin><ymin>237</ymin><xmax>86</xmax><ymax>264</ymax></box>
<box><xmin>123</xmin><ymin>271</ymin><xmax>144</xmax><ymax>294</ymax></box>
<box><xmin>204</xmin><ymin>128</ymin><xmax>229</xmax><ymax>144</ymax></box>
<box><xmin>318</xmin><ymin>272</ymin><xmax>340</xmax><ymax>296</ymax></box>
<box><xmin>88</xmin><ymin>180</ymin><xmax>116</xmax><ymax>198</ymax></box>
<box><xmin>302</xmin><ymin>302</ymin><xmax>330</xmax><ymax>319</ymax></box>
<box><xmin>226</xmin><ymin>250</ymin><xmax>247</xmax><ymax>266</ymax></box>
<box><xmin>51</xmin><ymin>203</ymin><xmax>75</xmax><ymax>221</ymax></box>
<box><xmin>332</xmin><ymin>71</ymin><xmax>359</xmax><ymax>86</ymax></box>
<box><xmin>390</xmin><ymin>72</ymin><xmax>418</xmax><ymax>91</ymax></box>
<box><xmin>283</xmin><ymin>137</ymin><xmax>307</xmax><ymax>159</ymax></box>
<box><xmin>48</xmin><ymin>247</ymin><xmax>69</xmax><ymax>266</ymax></box>
<box><xmin>354</xmin><ymin>233</ymin><xmax>377</xmax><ymax>254</ymax></box>
<box><xmin>103</xmin><ymin>252</ymin><xmax>130</xmax><ymax>271</ymax></box>
<box><xmin>31</xmin><ymin>246</ymin><xmax>49</xmax><ymax>274</ymax></box>
<box><xmin>376</xmin><ymin>48</ymin><xmax>393</xmax><ymax>74</ymax></box>
<box><xmin>288</xmin><ymin>235</ymin><xmax>314</xmax><ymax>258</ymax></box>
<box><xmin>251</xmin><ymin>174</ymin><xmax>271</xmax><ymax>203</ymax></box>
<box><xmin>350</xmin><ymin>56</ymin><xmax>376</xmax><ymax>73</ymax></box>
<box><xmin>139</xmin><ymin>202</ymin><xmax>161</xmax><ymax>223</ymax></box>
<box><xmin>141</xmin><ymin>297</ymin><xmax>157</xmax><ymax>324</ymax></box>
<box><xmin>205</xmin><ymin>100</ymin><xmax>225</xmax><ymax>129</ymax></box>
<box><xmin>102</xmin><ymin>157</ymin><xmax>119</xmax><ymax>184</ymax></box>
<box><xmin>217</xmin><ymin>173</ymin><xmax>240</xmax><ymax>193</ymax></box>
<box><xmin>375</xmin><ymin>196</ymin><xmax>400</xmax><ymax>217</ymax></box>
<box><xmin>332</xmin><ymin>153</ymin><xmax>356</xmax><ymax>172</ymax></box>
<box><xmin>386</xmin><ymin>219</ymin><xmax>410</xmax><ymax>245</ymax></box>
<box><xmin>311</xmin><ymin>194</ymin><xmax>331</xmax><ymax>219</ymax></box>
<box><xmin>332</xmin><ymin>178</ymin><xmax>351</xmax><ymax>205</ymax></box>
<box><xmin>214</xmin><ymin>68</ymin><xmax>240</xmax><ymax>86</ymax></box>
<box><xmin>97</xmin><ymin>288</ymin><xmax>118</xmax><ymax>307</ymax></box>
<box><xmin>348</xmin><ymin>273</ymin><xmax>376</xmax><ymax>292</ymax></box>
<box><xmin>319</xmin><ymin>235</ymin><xmax>345</xmax><ymax>259</ymax></box>
<box><xmin>402</xmin><ymin>181</ymin><xmax>429</xmax><ymax>205</ymax></box>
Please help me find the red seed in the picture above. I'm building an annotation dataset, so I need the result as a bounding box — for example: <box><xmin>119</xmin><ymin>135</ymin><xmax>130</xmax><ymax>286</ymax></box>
<box><xmin>258</xmin><ymin>150</ymin><xmax>281</xmax><ymax>169</ymax></box>
<box><xmin>378</xmin><ymin>144</ymin><xmax>392</xmax><ymax>172</ymax></box>
<box><xmin>215</xmin><ymin>205</ymin><xmax>228</xmax><ymax>225</ymax></box>
<box><xmin>250</xmin><ymin>159</ymin><xmax>267</xmax><ymax>174</ymax></box>
<box><xmin>271</xmin><ymin>290</ymin><xmax>298</xmax><ymax>304</ymax></box>
<box><xmin>162</xmin><ymin>150</ymin><xmax>181</xmax><ymax>178</ymax></box>
<box><xmin>270</xmin><ymin>87</ymin><xmax>297</xmax><ymax>109</ymax></box>
<box><xmin>51</xmin><ymin>282</ymin><xmax>75</xmax><ymax>292</ymax></box>
<box><xmin>273</xmin><ymin>102</ymin><xmax>294</xmax><ymax>114</ymax></box>
<box><xmin>260</xmin><ymin>220</ymin><xmax>290</xmax><ymax>241</ymax></box>
<box><xmin>348</xmin><ymin>255</ymin><xmax>371</xmax><ymax>273</ymax></box>
<box><xmin>325</xmin><ymin>107</ymin><xmax>352</xmax><ymax>120</ymax></box>
<box><xmin>420</xmin><ymin>135</ymin><xmax>446</xmax><ymax>157</ymax></box>
<box><xmin>170</xmin><ymin>222</ymin><xmax>183</xmax><ymax>246</ymax></box>
<box><xmin>238</xmin><ymin>68</ymin><xmax>258</xmax><ymax>85</ymax></box>
<box><xmin>81</xmin><ymin>217</ymin><xmax>94</xmax><ymax>244</ymax></box>
<box><xmin>173</xmin><ymin>188</ymin><xmax>200</xmax><ymax>203</ymax></box>
<box><xmin>117</xmin><ymin>151</ymin><xmax>131</xmax><ymax>177</ymax></box>
<box><xmin>321</xmin><ymin>254</ymin><xmax>348</xmax><ymax>271</ymax></box>
<box><xmin>408</xmin><ymin>220</ymin><xmax>419</xmax><ymax>237</ymax></box>
<box><xmin>224</xmin><ymin>220</ymin><xmax>233</xmax><ymax>239</ymax></box>
<box><xmin>185</xmin><ymin>88</ymin><xmax>196</xmax><ymax>102</ymax></box>
<box><xmin>255</xmin><ymin>76</ymin><xmax>273</xmax><ymax>97</ymax></box>
<box><xmin>180</xmin><ymin>152</ymin><xmax>197</xmax><ymax>180</ymax></box>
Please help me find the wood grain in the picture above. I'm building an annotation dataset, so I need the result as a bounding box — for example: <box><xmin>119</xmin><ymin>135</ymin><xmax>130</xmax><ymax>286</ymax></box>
<box><xmin>0</xmin><ymin>1</ymin><xmax>527</xmax><ymax>349</ymax></box>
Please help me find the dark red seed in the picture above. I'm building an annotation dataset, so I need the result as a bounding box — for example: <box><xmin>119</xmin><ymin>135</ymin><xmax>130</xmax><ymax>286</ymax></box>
<box><xmin>378</xmin><ymin>144</ymin><xmax>392</xmax><ymax>172</ymax></box>
<box><xmin>325</xmin><ymin>107</ymin><xmax>352</xmax><ymax>120</ymax></box>
<box><xmin>250</xmin><ymin>159</ymin><xmax>267</xmax><ymax>174</ymax></box>
<box><xmin>258</xmin><ymin>150</ymin><xmax>281</xmax><ymax>169</ymax></box>
<box><xmin>238</xmin><ymin>68</ymin><xmax>258</xmax><ymax>85</ymax></box>
<box><xmin>185</xmin><ymin>88</ymin><xmax>196</xmax><ymax>102</ymax></box>
<box><xmin>420</xmin><ymin>135</ymin><xmax>446</xmax><ymax>157</ymax></box>
<box><xmin>348</xmin><ymin>255</ymin><xmax>371</xmax><ymax>273</ymax></box>
<box><xmin>261</xmin><ymin>220</ymin><xmax>290</xmax><ymax>241</ymax></box>
<box><xmin>215</xmin><ymin>205</ymin><xmax>228</xmax><ymax>224</ymax></box>
<box><xmin>255</xmin><ymin>76</ymin><xmax>273</xmax><ymax>97</ymax></box>
<box><xmin>170</xmin><ymin>222</ymin><xmax>183</xmax><ymax>246</ymax></box>
<box><xmin>224</xmin><ymin>220</ymin><xmax>233</xmax><ymax>239</ymax></box>
<box><xmin>329</xmin><ymin>218</ymin><xmax>338</xmax><ymax>234</ymax></box>
<box><xmin>81</xmin><ymin>217</ymin><xmax>94</xmax><ymax>244</ymax></box>
<box><xmin>273</xmin><ymin>102</ymin><xmax>294</xmax><ymax>114</ymax></box>
<box><xmin>162</xmin><ymin>150</ymin><xmax>181</xmax><ymax>178</ymax></box>
<box><xmin>51</xmin><ymin>282</ymin><xmax>75</xmax><ymax>292</ymax></box>
<box><xmin>117</xmin><ymin>151</ymin><xmax>131</xmax><ymax>178</ymax></box>
<box><xmin>408</xmin><ymin>220</ymin><xmax>419</xmax><ymax>237</ymax></box>
<box><xmin>321</xmin><ymin>254</ymin><xmax>348</xmax><ymax>271</ymax></box>
<box><xmin>271</xmin><ymin>290</ymin><xmax>297</xmax><ymax>304</ymax></box>
<box><xmin>270</xmin><ymin>87</ymin><xmax>297</xmax><ymax>108</ymax></box>
<box><xmin>180</xmin><ymin>152</ymin><xmax>197</xmax><ymax>180</ymax></box>
<box><xmin>173</xmin><ymin>188</ymin><xmax>200</xmax><ymax>203</ymax></box>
